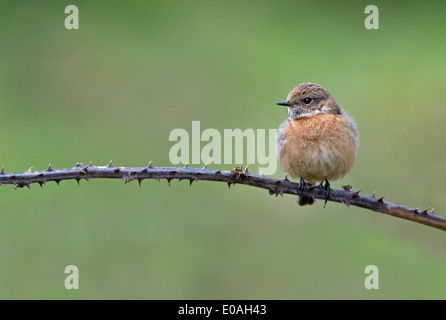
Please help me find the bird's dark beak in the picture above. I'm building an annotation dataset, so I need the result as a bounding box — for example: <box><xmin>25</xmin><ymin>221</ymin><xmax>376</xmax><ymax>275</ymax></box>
<box><xmin>276</xmin><ymin>101</ymin><xmax>292</xmax><ymax>107</ymax></box>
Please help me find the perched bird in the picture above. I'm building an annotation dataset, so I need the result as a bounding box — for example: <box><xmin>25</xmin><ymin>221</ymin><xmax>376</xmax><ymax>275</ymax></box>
<box><xmin>276</xmin><ymin>83</ymin><xmax>359</xmax><ymax>205</ymax></box>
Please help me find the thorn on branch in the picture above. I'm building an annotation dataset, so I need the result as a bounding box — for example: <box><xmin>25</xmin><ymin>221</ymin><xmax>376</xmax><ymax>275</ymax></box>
<box><xmin>123</xmin><ymin>176</ymin><xmax>131</xmax><ymax>184</ymax></box>
<box><xmin>341</xmin><ymin>199</ymin><xmax>351</xmax><ymax>208</ymax></box>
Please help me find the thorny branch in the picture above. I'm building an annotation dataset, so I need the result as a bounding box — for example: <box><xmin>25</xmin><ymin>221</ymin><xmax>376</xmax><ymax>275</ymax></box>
<box><xmin>0</xmin><ymin>162</ymin><xmax>444</xmax><ymax>231</ymax></box>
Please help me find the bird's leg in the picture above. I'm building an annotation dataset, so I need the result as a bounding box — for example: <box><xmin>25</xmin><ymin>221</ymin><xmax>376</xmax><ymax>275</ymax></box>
<box><xmin>298</xmin><ymin>177</ymin><xmax>307</xmax><ymax>192</ymax></box>
<box><xmin>323</xmin><ymin>179</ymin><xmax>331</xmax><ymax>208</ymax></box>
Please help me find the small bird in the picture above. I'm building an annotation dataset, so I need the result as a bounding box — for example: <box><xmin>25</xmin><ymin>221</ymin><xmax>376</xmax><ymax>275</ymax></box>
<box><xmin>276</xmin><ymin>83</ymin><xmax>359</xmax><ymax>206</ymax></box>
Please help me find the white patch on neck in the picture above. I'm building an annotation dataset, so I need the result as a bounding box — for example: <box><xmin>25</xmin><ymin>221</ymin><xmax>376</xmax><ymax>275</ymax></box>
<box><xmin>289</xmin><ymin>109</ymin><xmax>326</xmax><ymax>120</ymax></box>
<box><xmin>320</xmin><ymin>105</ymin><xmax>330</xmax><ymax>113</ymax></box>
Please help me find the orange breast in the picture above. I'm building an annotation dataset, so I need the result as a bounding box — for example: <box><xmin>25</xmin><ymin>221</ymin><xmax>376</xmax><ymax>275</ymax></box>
<box><xmin>277</xmin><ymin>113</ymin><xmax>357</xmax><ymax>184</ymax></box>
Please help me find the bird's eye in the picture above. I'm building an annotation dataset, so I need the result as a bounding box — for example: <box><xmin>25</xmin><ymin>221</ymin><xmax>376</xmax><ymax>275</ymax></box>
<box><xmin>303</xmin><ymin>98</ymin><xmax>312</xmax><ymax>105</ymax></box>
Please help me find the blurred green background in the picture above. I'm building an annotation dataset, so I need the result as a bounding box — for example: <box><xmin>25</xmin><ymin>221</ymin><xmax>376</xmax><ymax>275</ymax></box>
<box><xmin>0</xmin><ymin>0</ymin><xmax>445</xmax><ymax>299</ymax></box>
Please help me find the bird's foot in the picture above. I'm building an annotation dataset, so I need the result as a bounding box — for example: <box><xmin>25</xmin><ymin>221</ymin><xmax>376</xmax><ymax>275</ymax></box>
<box><xmin>298</xmin><ymin>178</ymin><xmax>307</xmax><ymax>191</ymax></box>
<box><xmin>321</xmin><ymin>179</ymin><xmax>331</xmax><ymax>208</ymax></box>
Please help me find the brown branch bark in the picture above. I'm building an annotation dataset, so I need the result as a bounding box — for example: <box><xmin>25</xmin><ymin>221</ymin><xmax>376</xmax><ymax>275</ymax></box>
<box><xmin>0</xmin><ymin>162</ymin><xmax>443</xmax><ymax>231</ymax></box>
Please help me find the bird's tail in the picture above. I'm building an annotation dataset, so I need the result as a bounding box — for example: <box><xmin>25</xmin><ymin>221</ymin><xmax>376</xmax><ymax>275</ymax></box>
<box><xmin>298</xmin><ymin>195</ymin><xmax>314</xmax><ymax>206</ymax></box>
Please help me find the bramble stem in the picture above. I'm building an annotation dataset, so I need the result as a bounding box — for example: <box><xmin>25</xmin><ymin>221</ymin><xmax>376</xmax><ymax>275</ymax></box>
<box><xmin>0</xmin><ymin>162</ymin><xmax>444</xmax><ymax>231</ymax></box>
